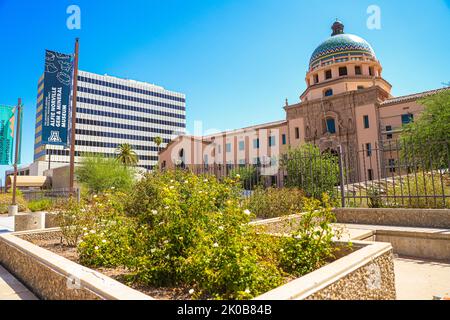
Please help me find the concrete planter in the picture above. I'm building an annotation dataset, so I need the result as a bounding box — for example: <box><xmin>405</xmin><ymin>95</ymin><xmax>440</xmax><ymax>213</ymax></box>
<box><xmin>0</xmin><ymin>229</ymin><xmax>396</xmax><ymax>300</ymax></box>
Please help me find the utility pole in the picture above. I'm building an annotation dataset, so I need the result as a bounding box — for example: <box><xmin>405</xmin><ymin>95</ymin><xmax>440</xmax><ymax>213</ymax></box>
<box><xmin>69</xmin><ymin>38</ymin><xmax>79</xmax><ymax>194</ymax></box>
<box><xmin>11</xmin><ymin>98</ymin><xmax>22</xmax><ymax>209</ymax></box>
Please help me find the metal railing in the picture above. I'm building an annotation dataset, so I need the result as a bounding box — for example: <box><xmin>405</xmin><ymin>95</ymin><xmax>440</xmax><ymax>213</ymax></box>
<box><xmin>176</xmin><ymin>139</ymin><xmax>450</xmax><ymax>208</ymax></box>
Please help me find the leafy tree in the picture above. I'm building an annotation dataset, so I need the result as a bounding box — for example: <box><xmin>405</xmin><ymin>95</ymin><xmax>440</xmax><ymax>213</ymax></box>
<box><xmin>400</xmin><ymin>90</ymin><xmax>450</xmax><ymax>169</ymax></box>
<box><xmin>281</xmin><ymin>143</ymin><xmax>340</xmax><ymax>199</ymax></box>
<box><xmin>116</xmin><ymin>143</ymin><xmax>138</xmax><ymax>166</ymax></box>
<box><xmin>76</xmin><ymin>155</ymin><xmax>135</xmax><ymax>194</ymax></box>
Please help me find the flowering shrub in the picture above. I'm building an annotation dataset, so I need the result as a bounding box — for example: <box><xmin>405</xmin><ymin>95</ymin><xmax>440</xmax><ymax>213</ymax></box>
<box><xmin>57</xmin><ymin>171</ymin><xmax>340</xmax><ymax>300</ymax></box>
<box><xmin>245</xmin><ymin>187</ymin><xmax>305</xmax><ymax>218</ymax></box>
<box><xmin>126</xmin><ymin>170</ymin><xmax>283</xmax><ymax>299</ymax></box>
<box><xmin>279</xmin><ymin>194</ymin><xmax>339</xmax><ymax>276</ymax></box>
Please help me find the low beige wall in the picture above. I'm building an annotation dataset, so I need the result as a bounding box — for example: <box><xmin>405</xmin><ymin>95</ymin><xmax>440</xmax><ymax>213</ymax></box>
<box><xmin>334</xmin><ymin>208</ymin><xmax>450</xmax><ymax>229</ymax></box>
<box><xmin>0</xmin><ymin>229</ymin><xmax>152</xmax><ymax>300</ymax></box>
<box><xmin>375</xmin><ymin>230</ymin><xmax>450</xmax><ymax>261</ymax></box>
<box><xmin>14</xmin><ymin>212</ymin><xmax>46</xmax><ymax>232</ymax></box>
<box><xmin>254</xmin><ymin>241</ymin><xmax>396</xmax><ymax>300</ymax></box>
<box><xmin>1</xmin><ymin>228</ymin><xmax>396</xmax><ymax>300</ymax></box>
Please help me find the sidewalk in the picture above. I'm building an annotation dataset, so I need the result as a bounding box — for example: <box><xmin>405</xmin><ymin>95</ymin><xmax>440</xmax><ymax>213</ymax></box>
<box><xmin>394</xmin><ymin>257</ymin><xmax>450</xmax><ymax>300</ymax></box>
<box><xmin>0</xmin><ymin>265</ymin><xmax>37</xmax><ymax>300</ymax></box>
<box><xmin>0</xmin><ymin>215</ymin><xmax>13</xmax><ymax>234</ymax></box>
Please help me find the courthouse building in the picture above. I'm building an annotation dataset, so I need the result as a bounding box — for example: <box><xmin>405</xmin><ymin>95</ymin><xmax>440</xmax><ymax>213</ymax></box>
<box><xmin>159</xmin><ymin>20</ymin><xmax>449</xmax><ymax>182</ymax></box>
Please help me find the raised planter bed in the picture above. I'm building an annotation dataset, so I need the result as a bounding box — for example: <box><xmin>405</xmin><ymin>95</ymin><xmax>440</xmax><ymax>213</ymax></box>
<box><xmin>0</xmin><ymin>228</ymin><xmax>396</xmax><ymax>300</ymax></box>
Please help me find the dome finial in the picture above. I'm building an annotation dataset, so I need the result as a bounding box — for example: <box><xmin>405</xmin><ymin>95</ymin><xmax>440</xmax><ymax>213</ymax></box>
<box><xmin>331</xmin><ymin>19</ymin><xmax>344</xmax><ymax>36</ymax></box>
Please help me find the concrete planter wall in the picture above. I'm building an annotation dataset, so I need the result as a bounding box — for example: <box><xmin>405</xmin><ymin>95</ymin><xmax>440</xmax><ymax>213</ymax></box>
<box><xmin>0</xmin><ymin>229</ymin><xmax>152</xmax><ymax>300</ymax></box>
<box><xmin>0</xmin><ymin>229</ymin><xmax>396</xmax><ymax>300</ymax></box>
<box><xmin>334</xmin><ymin>208</ymin><xmax>450</xmax><ymax>229</ymax></box>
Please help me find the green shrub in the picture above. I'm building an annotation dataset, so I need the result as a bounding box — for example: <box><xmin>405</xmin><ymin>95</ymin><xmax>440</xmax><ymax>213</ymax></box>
<box><xmin>76</xmin><ymin>155</ymin><xmax>136</xmax><ymax>195</ymax></box>
<box><xmin>282</xmin><ymin>144</ymin><xmax>340</xmax><ymax>200</ymax></box>
<box><xmin>57</xmin><ymin>170</ymin><xmax>341</xmax><ymax>300</ymax></box>
<box><xmin>125</xmin><ymin>170</ymin><xmax>283</xmax><ymax>299</ymax></box>
<box><xmin>0</xmin><ymin>192</ymin><xmax>27</xmax><ymax>214</ymax></box>
<box><xmin>279</xmin><ymin>194</ymin><xmax>339</xmax><ymax>276</ymax></box>
<box><xmin>229</xmin><ymin>166</ymin><xmax>259</xmax><ymax>190</ymax></box>
<box><xmin>387</xmin><ymin>173</ymin><xmax>450</xmax><ymax>208</ymax></box>
<box><xmin>28</xmin><ymin>198</ymin><xmax>53</xmax><ymax>212</ymax></box>
<box><xmin>245</xmin><ymin>187</ymin><xmax>305</xmax><ymax>218</ymax></box>
<box><xmin>366</xmin><ymin>186</ymin><xmax>384</xmax><ymax>208</ymax></box>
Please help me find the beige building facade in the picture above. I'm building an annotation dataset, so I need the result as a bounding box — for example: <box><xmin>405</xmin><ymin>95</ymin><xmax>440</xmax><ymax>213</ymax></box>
<box><xmin>160</xmin><ymin>21</ymin><xmax>449</xmax><ymax>182</ymax></box>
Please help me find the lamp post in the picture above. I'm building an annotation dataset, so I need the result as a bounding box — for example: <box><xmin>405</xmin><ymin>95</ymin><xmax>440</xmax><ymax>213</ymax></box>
<box><xmin>9</xmin><ymin>98</ymin><xmax>22</xmax><ymax>216</ymax></box>
<box><xmin>69</xmin><ymin>38</ymin><xmax>79</xmax><ymax>195</ymax></box>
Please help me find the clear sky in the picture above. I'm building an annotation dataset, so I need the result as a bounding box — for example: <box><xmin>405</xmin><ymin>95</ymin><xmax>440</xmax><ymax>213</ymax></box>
<box><xmin>0</xmin><ymin>0</ymin><xmax>449</xmax><ymax>180</ymax></box>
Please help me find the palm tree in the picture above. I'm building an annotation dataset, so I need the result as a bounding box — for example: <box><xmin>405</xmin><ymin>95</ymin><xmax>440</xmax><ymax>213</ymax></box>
<box><xmin>153</xmin><ymin>136</ymin><xmax>163</xmax><ymax>155</ymax></box>
<box><xmin>116</xmin><ymin>143</ymin><xmax>138</xmax><ymax>166</ymax></box>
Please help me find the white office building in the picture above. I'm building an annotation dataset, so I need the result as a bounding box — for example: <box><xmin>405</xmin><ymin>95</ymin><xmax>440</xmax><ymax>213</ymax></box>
<box><xmin>34</xmin><ymin>70</ymin><xmax>186</xmax><ymax>171</ymax></box>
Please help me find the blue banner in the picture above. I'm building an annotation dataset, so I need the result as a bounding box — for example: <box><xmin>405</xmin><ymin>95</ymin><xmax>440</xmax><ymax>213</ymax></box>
<box><xmin>42</xmin><ymin>50</ymin><xmax>73</xmax><ymax>146</ymax></box>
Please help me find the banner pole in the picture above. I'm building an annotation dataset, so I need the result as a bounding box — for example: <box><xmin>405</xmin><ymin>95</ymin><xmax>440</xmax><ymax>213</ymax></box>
<box><xmin>12</xmin><ymin>98</ymin><xmax>21</xmax><ymax>207</ymax></box>
<box><xmin>69</xmin><ymin>38</ymin><xmax>79</xmax><ymax>195</ymax></box>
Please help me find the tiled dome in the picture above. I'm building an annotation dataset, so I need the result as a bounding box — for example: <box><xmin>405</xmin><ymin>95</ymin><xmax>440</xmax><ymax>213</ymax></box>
<box><xmin>309</xmin><ymin>22</ymin><xmax>376</xmax><ymax>68</ymax></box>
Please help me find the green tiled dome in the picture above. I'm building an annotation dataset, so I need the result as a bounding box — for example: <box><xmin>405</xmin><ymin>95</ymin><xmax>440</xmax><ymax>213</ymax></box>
<box><xmin>310</xmin><ymin>22</ymin><xmax>376</xmax><ymax>68</ymax></box>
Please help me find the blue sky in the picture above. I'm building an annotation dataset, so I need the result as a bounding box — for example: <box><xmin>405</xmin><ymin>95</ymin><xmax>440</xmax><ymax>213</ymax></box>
<box><xmin>0</xmin><ymin>0</ymin><xmax>449</xmax><ymax>179</ymax></box>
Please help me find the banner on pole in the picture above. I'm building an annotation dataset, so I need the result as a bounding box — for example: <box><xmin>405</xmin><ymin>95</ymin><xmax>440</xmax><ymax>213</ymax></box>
<box><xmin>0</xmin><ymin>105</ymin><xmax>15</xmax><ymax>165</ymax></box>
<box><xmin>41</xmin><ymin>50</ymin><xmax>73</xmax><ymax>146</ymax></box>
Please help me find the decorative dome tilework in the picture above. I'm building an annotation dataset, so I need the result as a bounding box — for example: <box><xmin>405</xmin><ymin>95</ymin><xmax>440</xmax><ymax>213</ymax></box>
<box><xmin>310</xmin><ymin>34</ymin><xmax>376</xmax><ymax>68</ymax></box>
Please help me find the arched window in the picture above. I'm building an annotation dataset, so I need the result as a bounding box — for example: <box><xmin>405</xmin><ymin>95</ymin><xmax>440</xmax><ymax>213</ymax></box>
<box><xmin>324</xmin><ymin>89</ymin><xmax>333</xmax><ymax>97</ymax></box>
<box><xmin>325</xmin><ymin>118</ymin><xmax>336</xmax><ymax>134</ymax></box>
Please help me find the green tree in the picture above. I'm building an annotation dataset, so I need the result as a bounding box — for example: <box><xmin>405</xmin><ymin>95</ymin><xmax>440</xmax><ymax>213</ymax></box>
<box><xmin>281</xmin><ymin>144</ymin><xmax>340</xmax><ymax>199</ymax></box>
<box><xmin>153</xmin><ymin>136</ymin><xmax>163</xmax><ymax>153</ymax></box>
<box><xmin>76</xmin><ymin>155</ymin><xmax>135</xmax><ymax>194</ymax></box>
<box><xmin>116</xmin><ymin>143</ymin><xmax>138</xmax><ymax>166</ymax></box>
<box><xmin>400</xmin><ymin>90</ymin><xmax>450</xmax><ymax>168</ymax></box>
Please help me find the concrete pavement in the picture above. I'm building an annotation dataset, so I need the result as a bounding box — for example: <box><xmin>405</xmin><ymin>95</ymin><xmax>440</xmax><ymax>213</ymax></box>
<box><xmin>0</xmin><ymin>265</ymin><xmax>37</xmax><ymax>300</ymax></box>
<box><xmin>394</xmin><ymin>256</ymin><xmax>450</xmax><ymax>300</ymax></box>
<box><xmin>0</xmin><ymin>215</ymin><xmax>13</xmax><ymax>234</ymax></box>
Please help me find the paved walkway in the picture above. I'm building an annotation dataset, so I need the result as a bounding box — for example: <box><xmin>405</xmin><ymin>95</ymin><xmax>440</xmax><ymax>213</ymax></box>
<box><xmin>0</xmin><ymin>215</ymin><xmax>13</xmax><ymax>234</ymax></box>
<box><xmin>394</xmin><ymin>256</ymin><xmax>450</xmax><ymax>300</ymax></box>
<box><xmin>0</xmin><ymin>265</ymin><xmax>37</xmax><ymax>300</ymax></box>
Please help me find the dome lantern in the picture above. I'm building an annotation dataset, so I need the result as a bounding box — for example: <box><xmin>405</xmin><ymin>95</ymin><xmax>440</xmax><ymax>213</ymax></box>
<box><xmin>331</xmin><ymin>20</ymin><xmax>344</xmax><ymax>36</ymax></box>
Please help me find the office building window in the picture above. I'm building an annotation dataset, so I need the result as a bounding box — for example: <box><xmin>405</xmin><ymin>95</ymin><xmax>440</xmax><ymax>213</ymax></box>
<box><xmin>386</xmin><ymin>125</ymin><xmax>393</xmax><ymax>139</ymax></box>
<box><xmin>326</xmin><ymin>118</ymin><xmax>336</xmax><ymax>134</ymax></box>
<box><xmin>295</xmin><ymin>127</ymin><xmax>300</xmax><ymax>139</ymax></box>
<box><xmin>253</xmin><ymin>138</ymin><xmax>260</xmax><ymax>149</ymax></box>
<box><xmin>269</xmin><ymin>136</ymin><xmax>276</xmax><ymax>147</ymax></box>
<box><xmin>363</xmin><ymin>115</ymin><xmax>370</xmax><ymax>129</ymax></box>
<box><xmin>389</xmin><ymin>159</ymin><xmax>396</xmax><ymax>173</ymax></box>
<box><xmin>401</xmin><ymin>114</ymin><xmax>414</xmax><ymax>126</ymax></box>
<box><xmin>367</xmin><ymin>169</ymin><xmax>374</xmax><ymax>181</ymax></box>
<box><xmin>324</xmin><ymin>89</ymin><xmax>333</xmax><ymax>97</ymax></box>
<box><xmin>282</xmin><ymin>134</ymin><xmax>287</xmax><ymax>145</ymax></box>
<box><xmin>239</xmin><ymin>140</ymin><xmax>245</xmax><ymax>151</ymax></box>
<box><xmin>366</xmin><ymin>143</ymin><xmax>372</xmax><ymax>157</ymax></box>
